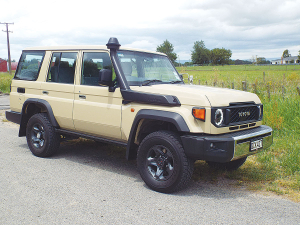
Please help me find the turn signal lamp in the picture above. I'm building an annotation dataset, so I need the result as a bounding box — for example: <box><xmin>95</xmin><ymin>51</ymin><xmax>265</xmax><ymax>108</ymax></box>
<box><xmin>192</xmin><ymin>108</ymin><xmax>206</xmax><ymax>121</ymax></box>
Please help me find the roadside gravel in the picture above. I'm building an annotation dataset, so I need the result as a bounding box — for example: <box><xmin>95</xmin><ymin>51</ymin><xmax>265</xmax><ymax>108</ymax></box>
<box><xmin>0</xmin><ymin>107</ymin><xmax>299</xmax><ymax>224</ymax></box>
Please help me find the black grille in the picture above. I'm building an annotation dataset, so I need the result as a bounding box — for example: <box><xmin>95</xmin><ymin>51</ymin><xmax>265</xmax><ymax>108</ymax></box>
<box><xmin>211</xmin><ymin>104</ymin><xmax>262</xmax><ymax>127</ymax></box>
<box><xmin>230</xmin><ymin>106</ymin><xmax>258</xmax><ymax>124</ymax></box>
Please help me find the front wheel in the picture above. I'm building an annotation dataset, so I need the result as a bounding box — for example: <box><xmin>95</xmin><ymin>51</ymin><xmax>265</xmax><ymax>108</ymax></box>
<box><xmin>26</xmin><ymin>113</ymin><xmax>60</xmax><ymax>157</ymax></box>
<box><xmin>137</xmin><ymin>131</ymin><xmax>194</xmax><ymax>193</ymax></box>
<box><xmin>206</xmin><ymin>157</ymin><xmax>247</xmax><ymax>171</ymax></box>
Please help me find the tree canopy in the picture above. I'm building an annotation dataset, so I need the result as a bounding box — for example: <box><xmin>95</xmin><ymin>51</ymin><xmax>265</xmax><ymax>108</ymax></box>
<box><xmin>191</xmin><ymin>40</ymin><xmax>232</xmax><ymax>65</ymax></box>
<box><xmin>191</xmin><ymin>41</ymin><xmax>210</xmax><ymax>65</ymax></box>
<box><xmin>282</xmin><ymin>49</ymin><xmax>291</xmax><ymax>58</ymax></box>
<box><xmin>156</xmin><ymin>40</ymin><xmax>177</xmax><ymax>64</ymax></box>
<box><xmin>210</xmin><ymin>48</ymin><xmax>232</xmax><ymax>65</ymax></box>
<box><xmin>256</xmin><ymin>57</ymin><xmax>270</xmax><ymax>64</ymax></box>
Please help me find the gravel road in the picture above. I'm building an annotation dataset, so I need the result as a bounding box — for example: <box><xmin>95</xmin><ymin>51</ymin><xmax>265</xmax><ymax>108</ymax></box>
<box><xmin>0</xmin><ymin>94</ymin><xmax>10</xmax><ymax>110</ymax></box>
<box><xmin>0</xmin><ymin>101</ymin><xmax>299</xmax><ymax>224</ymax></box>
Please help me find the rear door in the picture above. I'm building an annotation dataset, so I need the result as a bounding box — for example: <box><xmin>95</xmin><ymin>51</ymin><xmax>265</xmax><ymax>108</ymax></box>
<box><xmin>40</xmin><ymin>51</ymin><xmax>78</xmax><ymax>130</ymax></box>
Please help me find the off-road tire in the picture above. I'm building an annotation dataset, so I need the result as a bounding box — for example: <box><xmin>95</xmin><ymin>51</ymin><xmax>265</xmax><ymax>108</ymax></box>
<box><xmin>206</xmin><ymin>157</ymin><xmax>247</xmax><ymax>171</ymax></box>
<box><xmin>26</xmin><ymin>113</ymin><xmax>60</xmax><ymax>157</ymax></box>
<box><xmin>137</xmin><ymin>131</ymin><xmax>194</xmax><ymax>193</ymax></box>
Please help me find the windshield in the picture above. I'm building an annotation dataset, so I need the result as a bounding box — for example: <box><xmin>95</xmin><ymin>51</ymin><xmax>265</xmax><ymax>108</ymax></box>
<box><xmin>117</xmin><ymin>50</ymin><xmax>181</xmax><ymax>86</ymax></box>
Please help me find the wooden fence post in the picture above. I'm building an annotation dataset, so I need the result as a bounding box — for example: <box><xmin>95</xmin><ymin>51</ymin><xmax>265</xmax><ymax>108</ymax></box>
<box><xmin>253</xmin><ymin>83</ymin><xmax>257</xmax><ymax>94</ymax></box>
<box><xmin>232</xmin><ymin>82</ymin><xmax>234</xmax><ymax>89</ymax></box>
<box><xmin>242</xmin><ymin>81</ymin><xmax>247</xmax><ymax>91</ymax></box>
<box><xmin>267</xmin><ymin>85</ymin><xmax>270</xmax><ymax>101</ymax></box>
<box><xmin>297</xmin><ymin>86</ymin><xmax>300</xmax><ymax>96</ymax></box>
<box><xmin>205</xmin><ymin>81</ymin><xmax>207</xmax><ymax>85</ymax></box>
<box><xmin>282</xmin><ymin>85</ymin><xmax>285</xmax><ymax>100</ymax></box>
<box><xmin>198</xmin><ymin>80</ymin><xmax>200</xmax><ymax>85</ymax></box>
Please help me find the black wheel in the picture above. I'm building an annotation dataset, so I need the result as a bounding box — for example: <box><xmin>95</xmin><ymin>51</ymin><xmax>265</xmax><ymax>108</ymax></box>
<box><xmin>26</xmin><ymin>113</ymin><xmax>60</xmax><ymax>157</ymax></box>
<box><xmin>206</xmin><ymin>157</ymin><xmax>247</xmax><ymax>171</ymax></box>
<box><xmin>137</xmin><ymin>131</ymin><xmax>194</xmax><ymax>193</ymax></box>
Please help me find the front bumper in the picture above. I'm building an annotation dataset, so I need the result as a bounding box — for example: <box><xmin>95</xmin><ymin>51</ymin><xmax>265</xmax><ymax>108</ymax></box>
<box><xmin>181</xmin><ymin>125</ymin><xmax>273</xmax><ymax>162</ymax></box>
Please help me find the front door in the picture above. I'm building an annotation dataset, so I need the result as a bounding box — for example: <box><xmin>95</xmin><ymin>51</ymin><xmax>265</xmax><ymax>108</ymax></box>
<box><xmin>73</xmin><ymin>51</ymin><xmax>122</xmax><ymax>140</ymax></box>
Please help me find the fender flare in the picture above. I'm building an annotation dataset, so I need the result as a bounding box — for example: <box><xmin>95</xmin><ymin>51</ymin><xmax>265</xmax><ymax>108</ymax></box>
<box><xmin>19</xmin><ymin>98</ymin><xmax>59</xmax><ymax>136</ymax></box>
<box><xmin>126</xmin><ymin>109</ymin><xmax>190</xmax><ymax>160</ymax></box>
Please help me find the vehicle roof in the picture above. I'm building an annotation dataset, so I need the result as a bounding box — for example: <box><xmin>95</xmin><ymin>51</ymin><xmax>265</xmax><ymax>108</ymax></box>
<box><xmin>24</xmin><ymin>46</ymin><xmax>166</xmax><ymax>56</ymax></box>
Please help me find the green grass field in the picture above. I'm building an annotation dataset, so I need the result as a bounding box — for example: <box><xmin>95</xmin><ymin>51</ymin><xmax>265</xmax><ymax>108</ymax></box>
<box><xmin>1</xmin><ymin>65</ymin><xmax>299</xmax><ymax>201</ymax></box>
<box><xmin>178</xmin><ymin>64</ymin><xmax>300</xmax><ymax>201</ymax></box>
<box><xmin>0</xmin><ymin>72</ymin><xmax>14</xmax><ymax>93</ymax></box>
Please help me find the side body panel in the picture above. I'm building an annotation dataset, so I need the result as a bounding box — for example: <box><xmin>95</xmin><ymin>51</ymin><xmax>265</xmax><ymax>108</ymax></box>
<box><xmin>73</xmin><ymin>85</ymin><xmax>123</xmax><ymax>140</ymax></box>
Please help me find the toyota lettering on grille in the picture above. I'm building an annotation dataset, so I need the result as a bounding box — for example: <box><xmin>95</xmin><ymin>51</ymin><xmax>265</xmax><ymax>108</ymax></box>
<box><xmin>238</xmin><ymin>111</ymin><xmax>250</xmax><ymax>117</ymax></box>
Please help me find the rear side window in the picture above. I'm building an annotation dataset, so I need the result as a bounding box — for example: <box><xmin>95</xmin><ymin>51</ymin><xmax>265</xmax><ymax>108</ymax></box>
<box><xmin>47</xmin><ymin>52</ymin><xmax>77</xmax><ymax>84</ymax></box>
<box><xmin>14</xmin><ymin>51</ymin><xmax>45</xmax><ymax>81</ymax></box>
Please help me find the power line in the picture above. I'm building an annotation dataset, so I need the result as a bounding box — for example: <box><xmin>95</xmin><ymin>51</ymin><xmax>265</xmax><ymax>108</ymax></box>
<box><xmin>0</xmin><ymin>22</ymin><xmax>14</xmax><ymax>74</ymax></box>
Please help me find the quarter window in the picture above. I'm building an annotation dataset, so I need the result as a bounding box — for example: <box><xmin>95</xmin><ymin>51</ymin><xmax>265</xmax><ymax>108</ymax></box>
<box><xmin>14</xmin><ymin>51</ymin><xmax>45</xmax><ymax>81</ymax></box>
<box><xmin>47</xmin><ymin>52</ymin><xmax>77</xmax><ymax>84</ymax></box>
<box><xmin>81</xmin><ymin>52</ymin><xmax>113</xmax><ymax>86</ymax></box>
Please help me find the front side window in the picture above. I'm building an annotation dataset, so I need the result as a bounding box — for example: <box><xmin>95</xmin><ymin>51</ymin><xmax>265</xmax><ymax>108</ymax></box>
<box><xmin>81</xmin><ymin>52</ymin><xmax>114</xmax><ymax>86</ymax></box>
<box><xmin>117</xmin><ymin>50</ymin><xmax>181</xmax><ymax>86</ymax></box>
<box><xmin>14</xmin><ymin>51</ymin><xmax>45</xmax><ymax>81</ymax></box>
<box><xmin>47</xmin><ymin>52</ymin><xmax>77</xmax><ymax>84</ymax></box>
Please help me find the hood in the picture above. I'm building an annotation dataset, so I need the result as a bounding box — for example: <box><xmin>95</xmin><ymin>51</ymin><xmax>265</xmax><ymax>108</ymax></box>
<box><xmin>130</xmin><ymin>84</ymin><xmax>261</xmax><ymax>107</ymax></box>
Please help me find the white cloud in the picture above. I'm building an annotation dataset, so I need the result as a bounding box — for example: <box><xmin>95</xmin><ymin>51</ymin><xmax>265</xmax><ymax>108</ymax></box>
<box><xmin>0</xmin><ymin>0</ymin><xmax>299</xmax><ymax>61</ymax></box>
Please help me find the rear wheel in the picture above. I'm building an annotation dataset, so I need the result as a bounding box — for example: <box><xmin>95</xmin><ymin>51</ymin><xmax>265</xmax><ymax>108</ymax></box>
<box><xmin>206</xmin><ymin>157</ymin><xmax>247</xmax><ymax>171</ymax></box>
<box><xmin>137</xmin><ymin>131</ymin><xmax>194</xmax><ymax>193</ymax></box>
<box><xmin>26</xmin><ymin>113</ymin><xmax>60</xmax><ymax>157</ymax></box>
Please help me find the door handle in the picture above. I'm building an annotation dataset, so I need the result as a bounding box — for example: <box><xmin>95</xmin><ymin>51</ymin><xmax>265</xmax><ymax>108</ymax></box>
<box><xmin>79</xmin><ymin>95</ymin><xmax>86</xmax><ymax>99</ymax></box>
<box><xmin>43</xmin><ymin>91</ymin><xmax>49</xmax><ymax>95</ymax></box>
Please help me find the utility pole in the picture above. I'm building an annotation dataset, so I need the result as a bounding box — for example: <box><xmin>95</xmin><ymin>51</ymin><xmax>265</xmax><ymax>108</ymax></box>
<box><xmin>0</xmin><ymin>22</ymin><xmax>14</xmax><ymax>74</ymax></box>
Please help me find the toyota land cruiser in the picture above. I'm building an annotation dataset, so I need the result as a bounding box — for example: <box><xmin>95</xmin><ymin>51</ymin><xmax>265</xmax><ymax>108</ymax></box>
<box><xmin>6</xmin><ymin>37</ymin><xmax>273</xmax><ymax>193</ymax></box>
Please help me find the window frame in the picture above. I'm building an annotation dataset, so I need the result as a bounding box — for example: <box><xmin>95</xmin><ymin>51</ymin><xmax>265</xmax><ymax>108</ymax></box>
<box><xmin>47</xmin><ymin>51</ymin><xmax>78</xmax><ymax>84</ymax></box>
<box><xmin>14</xmin><ymin>50</ymin><xmax>46</xmax><ymax>81</ymax></box>
<box><xmin>80</xmin><ymin>51</ymin><xmax>116</xmax><ymax>87</ymax></box>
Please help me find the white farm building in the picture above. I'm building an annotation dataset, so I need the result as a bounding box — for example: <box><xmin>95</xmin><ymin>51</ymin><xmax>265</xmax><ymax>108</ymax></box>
<box><xmin>271</xmin><ymin>56</ymin><xmax>299</xmax><ymax>64</ymax></box>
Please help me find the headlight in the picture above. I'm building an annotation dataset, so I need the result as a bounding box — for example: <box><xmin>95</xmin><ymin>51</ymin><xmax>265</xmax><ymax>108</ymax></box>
<box><xmin>214</xmin><ymin>109</ymin><xmax>224</xmax><ymax>126</ymax></box>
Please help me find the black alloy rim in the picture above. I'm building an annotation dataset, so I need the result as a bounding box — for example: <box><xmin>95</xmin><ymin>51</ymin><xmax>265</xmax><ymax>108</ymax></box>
<box><xmin>31</xmin><ymin>123</ymin><xmax>45</xmax><ymax>149</ymax></box>
<box><xmin>146</xmin><ymin>145</ymin><xmax>174</xmax><ymax>181</ymax></box>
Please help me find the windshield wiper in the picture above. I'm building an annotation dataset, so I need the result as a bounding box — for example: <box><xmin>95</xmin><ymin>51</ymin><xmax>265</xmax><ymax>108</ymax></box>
<box><xmin>141</xmin><ymin>79</ymin><xmax>163</xmax><ymax>86</ymax></box>
<box><xmin>169</xmin><ymin>80</ymin><xmax>183</xmax><ymax>84</ymax></box>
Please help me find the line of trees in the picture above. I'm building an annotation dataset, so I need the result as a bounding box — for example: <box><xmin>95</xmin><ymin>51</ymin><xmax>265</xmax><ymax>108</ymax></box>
<box><xmin>156</xmin><ymin>40</ymin><xmax>232</xmax><ymax>66</ymax></box>
<box><xmin>157</xmin><ymin>41</ymin><xmax>300</xmax><ymax>66</ymax></box>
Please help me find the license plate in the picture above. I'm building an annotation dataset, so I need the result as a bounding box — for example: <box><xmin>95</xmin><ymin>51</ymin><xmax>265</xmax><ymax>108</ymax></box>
<box><xmin>250</xmin><ymin>139</ymin><xmax>263</xmax><ymax>151</ymax></box>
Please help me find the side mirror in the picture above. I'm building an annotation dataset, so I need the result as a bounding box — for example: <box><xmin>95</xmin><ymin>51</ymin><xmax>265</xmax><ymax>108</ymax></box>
<box><xmin>99</xmin><ymin>69</ymin><xmax>112</xmax><ymax>87</ymax></box>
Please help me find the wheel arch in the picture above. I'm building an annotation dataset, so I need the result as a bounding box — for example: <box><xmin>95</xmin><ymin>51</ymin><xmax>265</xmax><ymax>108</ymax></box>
<box><xmin>126</xmin><ymin>109</ymin><xmax>190</xmax><ymax>160</ymax></box>
<box><xmin>19</xmin><ymin>98</ymin><xmax>59</xmax><ymax>137</ymax></box>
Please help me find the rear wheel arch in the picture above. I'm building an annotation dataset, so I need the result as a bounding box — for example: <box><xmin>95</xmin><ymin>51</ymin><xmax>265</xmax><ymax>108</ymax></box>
<box><xmin>126</xmin><ymin>109</ymin><xmax>190</xmax><ymax>160</ymax></box>
<box><xmin>19</xmin><ymin>98</ymin><xmax>59</xmax><ymax>137</ymax></box>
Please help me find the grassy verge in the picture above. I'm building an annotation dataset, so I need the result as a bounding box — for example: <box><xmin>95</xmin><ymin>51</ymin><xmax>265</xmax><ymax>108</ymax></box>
<box><xmin>178</xmin><ymin>65</ymin><xmax>300</xmax><ymax>202</ymax></box>
<box><xmin>0</xmin><ymin>72</ymin><xmax>14</xmax><ymax>93</ymax></box>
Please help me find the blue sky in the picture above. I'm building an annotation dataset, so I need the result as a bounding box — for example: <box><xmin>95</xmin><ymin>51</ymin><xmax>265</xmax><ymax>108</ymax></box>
<box><xmin>0</xmin><ymin>0</ymin><xmax>299</xmax><ymax>61</ymax></box>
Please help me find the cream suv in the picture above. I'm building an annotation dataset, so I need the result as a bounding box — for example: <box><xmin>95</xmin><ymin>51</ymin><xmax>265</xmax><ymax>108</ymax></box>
<box><xmin>6</xmin><ymin>37</ymin><xmax>273</xmax><ymax>193</ymax></box>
